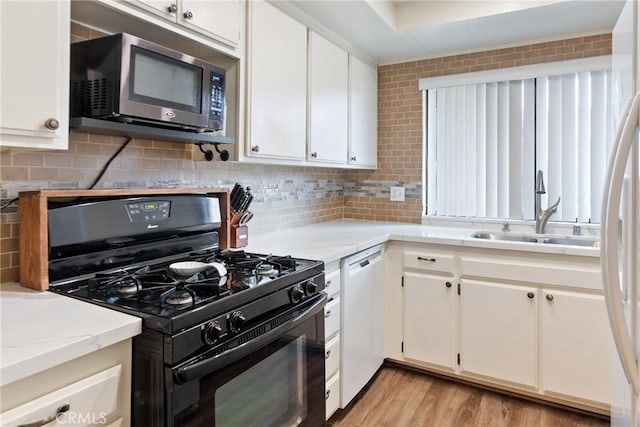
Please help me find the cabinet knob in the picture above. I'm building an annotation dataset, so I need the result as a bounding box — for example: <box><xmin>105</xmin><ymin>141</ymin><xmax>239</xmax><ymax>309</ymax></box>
<box><xmin>324</xmin><ymin>310</ymin><xmax>331</xmax><ymax>318</ymax></box>
<box><xmin>546</xmin><ymin>294</ymin><xmax>554</xmax><ymax>301</ymax></box>
<box><xmin>350</xmin><ymin>156</ymin><xmax>357</xmax><ymax>162</ymax></box>
<box><xmin>311</xmin><ymin>152</ymin><xmax>318</xmax><ymax>158</ymax></box>
<box><xmin>167</xmin><ymin>3</ymin><xmax>177</xmax><ymax>13</ymax></box>
<box><xmin>527</xmin><ymin>292</ymin><xmax>535</xmax><ymax>299</ymax></box>
<box><xmin>326</xmin><ymin>280</ymin><xmax>332</xmax><ymax>288</ymax></box>
<box><xmin>325</xmin><ymin>389</ymin><xmax>331</xmax><ymax>400</ymax></box>
<box><xmin>325</xmin><ymin>349</ymin><xmax>331</xmax><ymax>359</ymax></box>
<box><xmin>183</xmin><ymin>10</ymin><xmax>194</xmax><ymax>19</ymax></box>
<box><xmin>44</xmin><ymin>117</ymin><xmax>59</xmax><ymax>130</ymax></box>
<box><xmin>251</xmin><ymin>145</ymin><xmax>260</xmax><ymax>153</ymax></box>
<box><xmin>445</xmin><ymin>281</ymin><xmax>452</xmax><ymax>288</ymax></box>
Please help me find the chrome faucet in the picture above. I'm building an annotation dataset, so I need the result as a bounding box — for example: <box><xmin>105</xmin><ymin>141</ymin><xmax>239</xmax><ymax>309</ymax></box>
<box><xmin>535</xmin><ymin>170</ymin><xmax>561</xmax><ymax>234</ymax></box>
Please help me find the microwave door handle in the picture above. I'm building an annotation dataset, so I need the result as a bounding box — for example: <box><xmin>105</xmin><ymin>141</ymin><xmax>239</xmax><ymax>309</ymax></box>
<box><xmin>173</xmin><ymin>293</ymin><xmax>327</xmax><ymax>384</ymax></box>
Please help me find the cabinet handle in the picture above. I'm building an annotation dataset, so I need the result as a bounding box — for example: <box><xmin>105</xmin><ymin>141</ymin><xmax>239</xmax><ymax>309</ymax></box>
<box><xmin>325</xmin><ymin>280</ymin><xmax>332</xmax><ymax>288</ymax></box>
<box><xmin>546</xmin><ymin>294</ymin><xmax>554</xmax><ymax>301</ymax></box>
<box><xmin>44</xmin><ymin>118</ymin><xmax>59</xmax><ymax>130</ymax></box>
<box><xmin>251</xmin><ymin>145</ymin><xmax>260</xmax><ymax>153</ymax></box>
<box><xmin>445</xmin><ymin>281</ymin><xmax>452</xmax><ymax>288</ymax></box>
<box><xmin>325</xmin><ymin>389</ymin><xmax>331</xmax><ymax>400</ymax></box>
<box><xmin>183</xmin><ymin>10</ymin><xmax>194</xmax><ymax>19</ymax></box>
<box><xmin>311</xmin><ymin>152</ymin><xmax>318</xmax><ymax>158</ymax></box>
<box><xmin>325</xmin><ymin>310</ymin><xmax>331</xmax><ymax>318</ymax></box>
<box><xmin>167</xmin><ymin>3</ymin><xmax>177</xmax><ymax>13</ymax></box>
<box><xmin>325</xmin><ymin>349</ymin><xmax>331</xmax><ymax>359</ymax></box>
<box><xmin>527</xmin><ymin>292</ymin><xmax>535</xmax><ymax>299</ymax></box>
<box><xmin>18</xmin><ymin>403</ymin><xmax>70</xmax><ymax>427</ymax></box>
<box><xmin>417</xmin><ymin>256</ymin><xmax>436</xmax><ymax>263</ymax></box>
<box><xmin>350</xmin><ymin>156</ymin><xmax>357</xmax><ymax>162</ymax></box>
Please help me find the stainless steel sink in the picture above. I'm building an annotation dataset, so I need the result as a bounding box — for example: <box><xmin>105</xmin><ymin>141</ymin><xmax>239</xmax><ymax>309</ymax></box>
<box><xmin>470</xmin><ymin>232</ymin><xmax>539</xmax><ymax>243</ymax></box>
<box><xmin>541</xmin><ymin>237</ymin><xmax>600</xmax><ymax>248</ymax></box>
<box><xmin>470</xmin><ymin>231</ymin><xmax>600</xmax><ymax>247</ymax></box>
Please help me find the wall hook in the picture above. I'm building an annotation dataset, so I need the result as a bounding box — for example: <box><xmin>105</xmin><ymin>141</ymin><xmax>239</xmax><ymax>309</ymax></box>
<box><xmin>197</xmin><ymin>143</ymin><xmax>214</xmax><ymax>161</ymax></box>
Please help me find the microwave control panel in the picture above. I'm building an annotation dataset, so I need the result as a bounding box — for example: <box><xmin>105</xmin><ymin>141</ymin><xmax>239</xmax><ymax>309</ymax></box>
<box><xmin>209</xmin><ymin>71</ymin><xmax>225</xmax><ymax>131</ymax></box>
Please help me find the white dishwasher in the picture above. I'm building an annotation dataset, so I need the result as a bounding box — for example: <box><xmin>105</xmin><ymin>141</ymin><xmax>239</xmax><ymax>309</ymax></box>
<box><xmin>340</xmin><ymin>244</ymin><xmax>385</xmax><ymax>408</ymax></box>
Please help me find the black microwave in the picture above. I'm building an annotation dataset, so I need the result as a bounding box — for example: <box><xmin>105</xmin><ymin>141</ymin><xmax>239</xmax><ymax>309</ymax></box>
<box><xmin>70</xmin><ymin>33</ymin><xmax>225</xmax><ymax>133</ymax></box>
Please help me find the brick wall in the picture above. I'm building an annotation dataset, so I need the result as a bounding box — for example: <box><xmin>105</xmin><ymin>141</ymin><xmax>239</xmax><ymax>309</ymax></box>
<box><xmin>343</xmin><ymin>33</ymin><xmax>612</xmax><ymax>223</ymax></box>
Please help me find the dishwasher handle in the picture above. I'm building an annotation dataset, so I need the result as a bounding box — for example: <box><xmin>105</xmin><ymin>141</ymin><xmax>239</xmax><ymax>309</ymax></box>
<box><xmin>347</xmin><ymin>246</ymin><xmax>383</xmax><ymax>276</ymax></box>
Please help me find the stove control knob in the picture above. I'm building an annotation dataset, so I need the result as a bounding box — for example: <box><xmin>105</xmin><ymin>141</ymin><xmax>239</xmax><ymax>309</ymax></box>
<box><xmin>303</xmin><ymin>280</ymin><xmax>317</xmax><ymax>296</ymax></box>
<box><xmin>229</xmin><ymin>311</ymin><xmax>246</xmax><ymax>333</ymax></box>
<box><xmin>203</xmin><ymin>321</ymin><xmax>223</xmax><ymax>345</ymax></box>
<box><xmin>290</xmin><ymin>286</ymin><xmax>305</xmax><ymax>303</ymax></box>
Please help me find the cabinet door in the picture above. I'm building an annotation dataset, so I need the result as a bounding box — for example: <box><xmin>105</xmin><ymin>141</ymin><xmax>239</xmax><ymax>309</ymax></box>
<box><xmin>308</xmin><ymin>31</ymin><xmax>348</xmax><ymax>164</ymax></box>
<box><xmin>403</xmin><ymin>272</ymin><xmax>456</xmax><ymax>371</ymax></box>
<box><xmin>180</xmin><ymin>0</ymin><xmax>240</xmax><ymax>46</ymax></box>
<box><xmin>124</xmin><ymin>0</ymin><xmax>177</xmax><ymax>19</ymax></box>
<box><xmin>0</xmin><ymin>1</ymin><xmax>69</xmax><ymax>150</ymax></box>
<box><xmin>541</xmin><ymin>290</ymin><xmax>613</xmax><ymax>405</ymax></box>
<box><xmin>460</xmin><ymin>279</ymin><xmax>538</xmax><ymax>388</ymax></box>
<box><xmin>349</xmin><ymin>55</ymin><xmax>377</xmax><ymax>168</ymax></box>
<box><xmin>247</xmin><ymin>1</ymin><xmax>306</xmax><ymax>161</ymax></box>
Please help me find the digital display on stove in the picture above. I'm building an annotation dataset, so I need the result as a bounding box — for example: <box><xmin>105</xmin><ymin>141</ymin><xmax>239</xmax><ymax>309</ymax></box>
<box><xmin>126</xmin><ymin>201</ymin><xmax>171</xmax><ymax>222</ymax></box>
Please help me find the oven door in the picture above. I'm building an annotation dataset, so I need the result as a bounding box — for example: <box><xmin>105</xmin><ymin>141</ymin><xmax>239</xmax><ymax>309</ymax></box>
<box><xmin>170</xmin><ymin>293</ymin><xmax>327</xmax><ymax>427</ymax></box>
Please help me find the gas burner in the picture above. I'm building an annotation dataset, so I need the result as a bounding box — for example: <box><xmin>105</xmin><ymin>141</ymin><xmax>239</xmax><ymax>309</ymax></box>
<box><xmin>256</xmin><ymin>263</ymin><xmax>278</xmax><ymax>276</ymax></box>
<box><xmin>113</xmin><ymin>279</ymin><xmax>141</xmax><ymax>296</ymax></box>
<box><xmin>164</xmin><ymin>289</ymin><xmax>196</xmax><ymax>307</ymax></box>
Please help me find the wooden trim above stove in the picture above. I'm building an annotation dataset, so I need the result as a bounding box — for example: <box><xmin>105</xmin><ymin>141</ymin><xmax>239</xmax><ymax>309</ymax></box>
<box><xmin>18</xmin><ymin>188</ymin><xmax>231</xmax><ymax>291</ymax></box>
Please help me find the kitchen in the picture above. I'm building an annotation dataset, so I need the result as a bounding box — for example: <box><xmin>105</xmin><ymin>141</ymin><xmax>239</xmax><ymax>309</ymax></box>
<box><xmin>0</xmin><ymin>0</ymin><xmax>636</xmax><ymax>426</ymax></box>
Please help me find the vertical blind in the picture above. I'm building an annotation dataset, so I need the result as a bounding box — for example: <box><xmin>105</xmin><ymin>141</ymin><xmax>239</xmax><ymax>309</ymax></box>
<box><xmin>425</xmin><ymin>69</ymin><xmax>611</xmax><ymax>223</ymax></box>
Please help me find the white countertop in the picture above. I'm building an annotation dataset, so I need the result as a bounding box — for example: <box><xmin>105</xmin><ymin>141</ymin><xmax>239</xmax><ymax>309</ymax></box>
<box><xmin>245</xmin><ymin>220</ymin><xmax>600</xmax><ymax>264</ymax></box>
<box><xmin>0</xmin><ymin>283</ymin><xmax>141</xmax><ymax>387</ymax></box>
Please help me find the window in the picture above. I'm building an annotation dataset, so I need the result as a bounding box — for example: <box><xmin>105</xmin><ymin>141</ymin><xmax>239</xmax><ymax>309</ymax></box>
<box><xmin>421</xmin><ymin>57</ymin><xmax>612</xmax><ymax>224</ymax></box>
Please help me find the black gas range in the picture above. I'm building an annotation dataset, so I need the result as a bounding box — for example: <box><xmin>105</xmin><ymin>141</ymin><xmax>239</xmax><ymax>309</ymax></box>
<box><xmin>46</xmin><ymin>194</ymin><xmax>327</xmax><ymax>426</ymax></box>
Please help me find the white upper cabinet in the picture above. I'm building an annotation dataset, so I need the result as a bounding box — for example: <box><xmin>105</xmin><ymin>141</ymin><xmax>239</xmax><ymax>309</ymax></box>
<box><xmin>0</xmin><ymin>0</ymin><xmax>70</xmax><ymax>150</ymax></box>
<box><xmin>308</xmin><ymin>31</ymin><xmax>348</xmax><ymax>164</ymax></box>
<box><xmin>124</xmin><ymin>0</ymin><xmax>241</xmax><ymax>47</ymax></box>
<box><xmin>246</xmin><ymin>1</ymin><xmax>307</xmax><ymax>161</ymax></box>
<box><xmin>349</xmin><ymin>55</ymin><xmax>377</xmax><ymax>168</ymax></box>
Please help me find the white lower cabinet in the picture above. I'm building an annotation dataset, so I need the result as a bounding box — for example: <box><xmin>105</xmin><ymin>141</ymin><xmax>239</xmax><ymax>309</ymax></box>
<box><xmin>389</xmin><ymin>242</ymin><xmax>611</xmax><ymax>414</ymax></box>
<box><xmin>325</xmin><ymin>373</ymin><xmax>340</xmax><ymax>419</ymax></box>
<box><xmin>541</xmin><ymin>289</ymin><xmax>613</xmax><ymax>405</ymax></box>
<box><xmin>403</xmin><ymin>272</ymin><xmax>456</xmax><ymax>371</ymax></box>
<box><xmin>324</xmin><ymin>264</ymin><xmax>341</xmax><ymax>420</ymax></box>
<box><xmin>460</xmin><ymin>280</ymin><xmax>538</xmax><ymax>389</ymax></box>
<box><xmin>0</xmin><ymin>365</ymin><xmax>121</xmax><ymax>427</ymax></box>
<box><xmin>0</xmin><ymin>340</ymin><xmax>133</xmax><ymax>426</ymax></box>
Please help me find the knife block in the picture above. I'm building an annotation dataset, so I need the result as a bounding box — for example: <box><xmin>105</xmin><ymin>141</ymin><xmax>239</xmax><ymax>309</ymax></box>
<box><xmin>231</xmin><ymin>225</ymin><xmax>248</xmax><ymax>248</ymax></box>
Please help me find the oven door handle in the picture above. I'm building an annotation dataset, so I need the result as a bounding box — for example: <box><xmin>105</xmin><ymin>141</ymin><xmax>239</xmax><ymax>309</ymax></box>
<box><xmin>174</xmin><ymin>293</ymin><xmax>327</xmax><ymax>384</ymax></box>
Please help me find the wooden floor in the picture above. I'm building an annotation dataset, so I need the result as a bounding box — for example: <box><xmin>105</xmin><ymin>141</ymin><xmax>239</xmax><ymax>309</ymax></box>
<box><xmin>328</xmin><ymin>366</ymin><xmax>609</xmax><ymax>427</ymax></box>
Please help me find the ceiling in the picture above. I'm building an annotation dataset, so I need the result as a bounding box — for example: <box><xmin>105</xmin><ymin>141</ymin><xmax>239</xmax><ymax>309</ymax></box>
<box><xmin>286</xmin><ymin>0</ymin><xmax>625</xmax><ymax>65</ymax></box>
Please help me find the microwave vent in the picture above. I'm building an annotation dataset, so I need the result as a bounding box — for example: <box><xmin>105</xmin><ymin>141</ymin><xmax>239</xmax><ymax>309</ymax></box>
<box><xmin>71</xmin><ymin>79</ymin><xmax>108</xmax><ymax>116</ymax></box>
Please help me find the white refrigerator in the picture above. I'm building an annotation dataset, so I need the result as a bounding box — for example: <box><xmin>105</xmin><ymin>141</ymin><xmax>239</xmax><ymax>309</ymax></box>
<box><xmin>604</xmin><ymin>0</ymin><xmax>640</xmax><ymax>425</ymax></box>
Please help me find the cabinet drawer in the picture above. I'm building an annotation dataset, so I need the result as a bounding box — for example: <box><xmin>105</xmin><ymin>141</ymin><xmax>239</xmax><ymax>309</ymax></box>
<box><xmin>324</xmin><ymin>268</ymin><xmax>341</xmax><ymax>300</ymax></box>
<box><xmin>325</xmin><ymin>373</ymin><xmax>340</xmax><ymax>420</ymax></box>
<box><xmin>325</xmin><ymin>335</ymin><xmax>340</xmax><ymax>379</ymax></box>
<box><xmin>404</xmin><ymin>251</ymin><xmax>454</xmax><ymax>274</ymax></box>
<box><xmin>0</xmin><ymin>365</ymin><xmax>121</xmax><ymax>427</ymax></box>
<box><xmin>460</xmin><ymin>256</ymin><xmax>601</xmax><ymax>290</ymax></box>
<box><xmin>325</xmin><ymin>298</ymin><xmax>340</xmax><ymax>339</ymax></box>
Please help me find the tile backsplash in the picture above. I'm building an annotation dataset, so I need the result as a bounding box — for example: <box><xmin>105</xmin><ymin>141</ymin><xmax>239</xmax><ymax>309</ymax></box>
<box><xmin>0</xmin><ymin>21</ymin><xmax>612</xmax><ymax>284</ymax></box>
